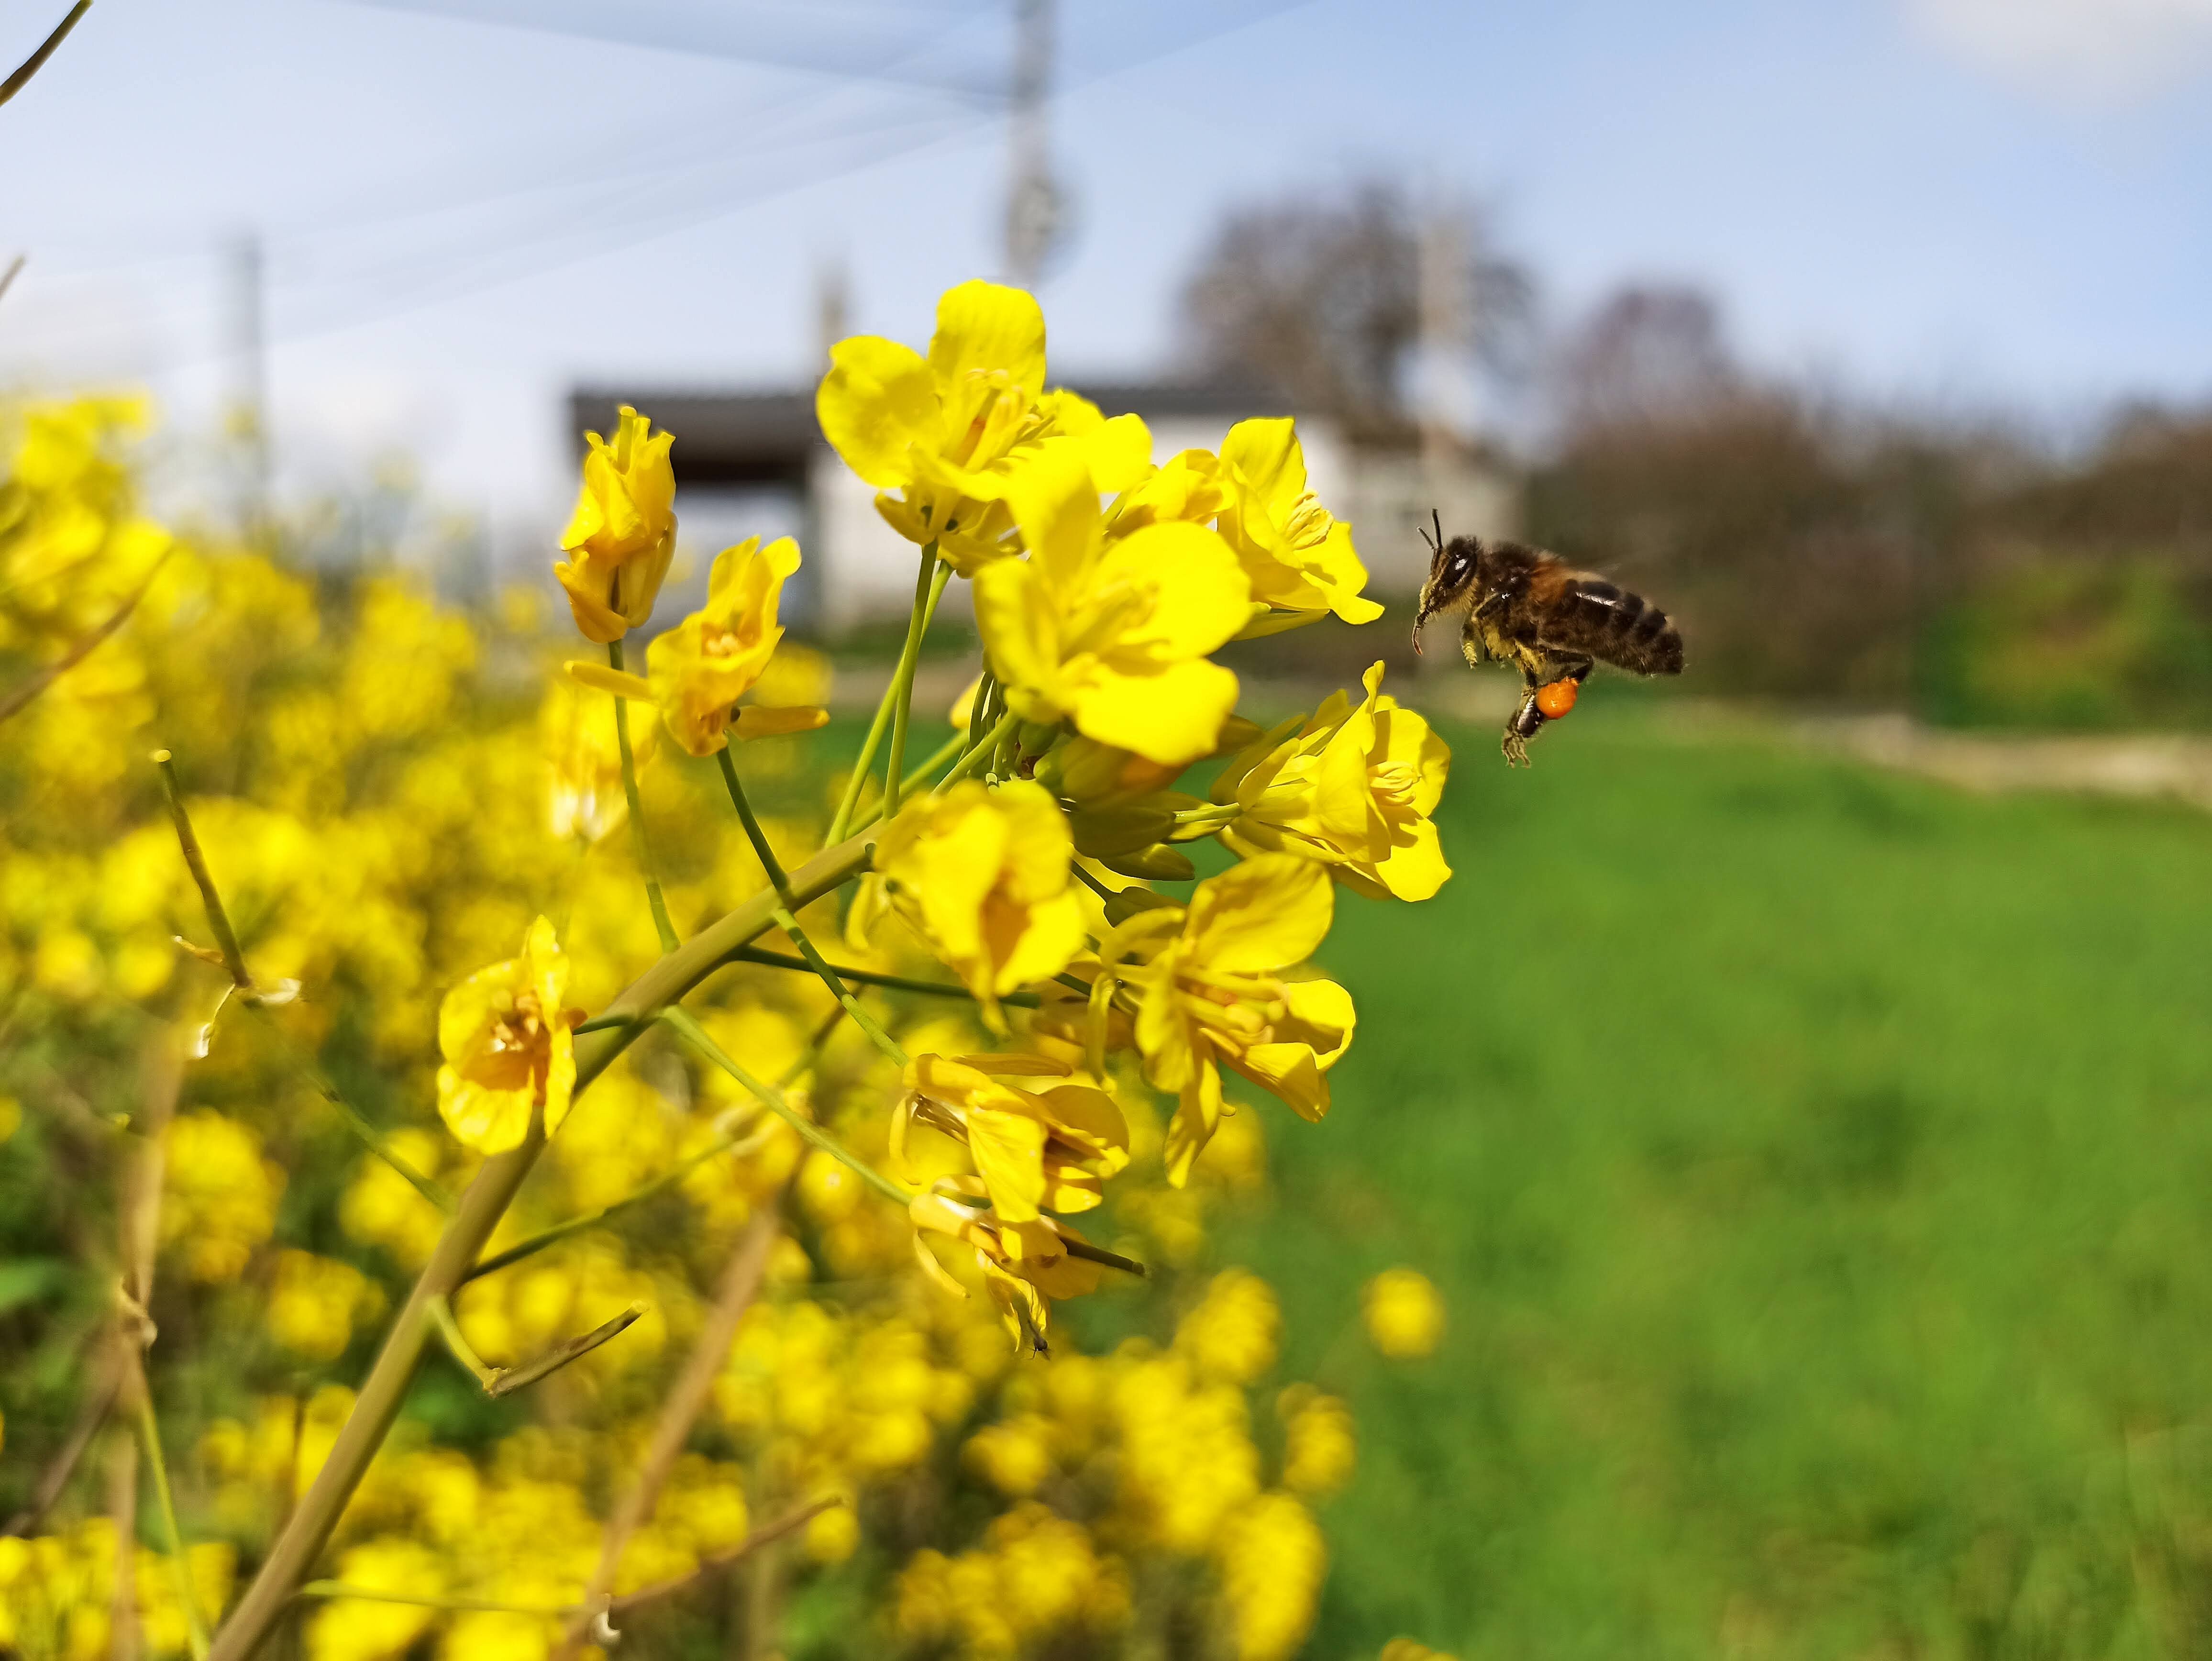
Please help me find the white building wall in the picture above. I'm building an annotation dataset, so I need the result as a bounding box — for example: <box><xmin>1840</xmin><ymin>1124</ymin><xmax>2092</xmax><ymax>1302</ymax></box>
<box><xmin>810</xmin><ymin>447</ymin><xmax>934</xmax><ymax>637</ymax></box>
<box><xmin>1346</xmin><ymin>450</ymin><xmax>1519</xmax><ymax>597</ymax></box>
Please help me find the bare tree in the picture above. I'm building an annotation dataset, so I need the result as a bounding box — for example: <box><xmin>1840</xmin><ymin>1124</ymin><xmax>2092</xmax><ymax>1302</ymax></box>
<box><xmin>1178</xmin><ymin>177</ymin><xmax>1531</xmax><ymax>437</ymax></box>
<box><xmin>1556</xmin><ymin>283</ymin><xmax>1742</xmax><ymax>436</ymax></box>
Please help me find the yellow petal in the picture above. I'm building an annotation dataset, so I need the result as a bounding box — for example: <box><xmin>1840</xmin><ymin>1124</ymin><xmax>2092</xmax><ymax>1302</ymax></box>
<box><xmin>966</xmin><ymin>1106</ymin><xmax>1049</xmax><ymax>1224</ymax></box>
<box><xmin>1228</xmin><ymin>1043</ymin><xmax>1329</xmax><ymax>1122</ymax></box>
<box><xmin>1218</xmin><ymin>417</ymin><xmax>1306</xmax><ymax>511</ymax></box>
<box><xmin>1004</xmin><ymin>441</ymin><xmax>1100</xmax><ymax>585</ymax></box>
<box><xmin>1183</xmin><ymin>854</ymin><xmax>1333</xmax><ymax>973</ymax></box>
<box><xmin>1095</xmin><ymin>521</ymin><xmax>1251</xmax><ymax>660</ymax></box>
<box><xmin>993</xmin><ymin>886</ymin><xmax>1085</xmax><ymax>996</ymax></box>
<box><xmin>1036</xmin><ymin>1084</ymin><xmax>1129</xmax><ymax>1171</ymax></box>
<box><xmin>817</xmin><ymin>336</ymin><xmax>935</xmax><ymax>488</ymax></box>
<box><xmin>730</xmin><ymin>705</ymin><xmax>830</xmax><ymax>740</ymax></box>
<box><xmin>929</xmin><ymin>280</ymin><xmax>1047</xmax><ymax>404</ymax></box>
<box><xmin>972</xmin><ymin>557</ymin><xmax>1068</xmax><ymax>716</ymax></box>
<box><xmin>563</xmin><ymin>660</ymin><xmax>653</xmax><ymax>702</ymax></box>
<box><xmin>1162</xmin><ymin>1063</ymin><xmax>1224</xmax><ymax>1187</ymax></box>
<box><xmin>437</xmin><ymin>1069</ymin><xmax>536</xmax><ymax>1154</ymax></box>
<box><xmin>554</xmin><ymin>558</ymin><xmax>631</xmax><ymax>644</ymax></box>
<box><xmin>1369</xmin><ymin>820</ymin><xmax>1451</xmax><ymax>901</ymax></box>
<box><xmin>1073</xmin><ymin>658</ymin><xmax>1240</xmax><ymax>768</ymax></box>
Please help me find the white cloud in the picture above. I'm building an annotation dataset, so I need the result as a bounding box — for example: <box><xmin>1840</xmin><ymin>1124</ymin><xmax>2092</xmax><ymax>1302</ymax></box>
<box><xmin>1907</xmin><ymin>0</ymin><xmax>2212</xmax><ymax>103</ymax></box>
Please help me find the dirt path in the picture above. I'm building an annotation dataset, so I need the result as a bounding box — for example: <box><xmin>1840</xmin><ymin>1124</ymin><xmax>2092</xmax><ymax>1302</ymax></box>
<box><xmin>1787</xmin><ymin>713</ymin><xmax>2212</xmax><ymax>813</ymax></box>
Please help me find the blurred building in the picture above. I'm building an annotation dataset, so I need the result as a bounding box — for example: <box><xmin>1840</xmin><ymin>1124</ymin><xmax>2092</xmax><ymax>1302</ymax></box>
<box><xmin>566</xmin><ymin>383</ymin><xmax>1516</xmax><ymax>637</ymax></box>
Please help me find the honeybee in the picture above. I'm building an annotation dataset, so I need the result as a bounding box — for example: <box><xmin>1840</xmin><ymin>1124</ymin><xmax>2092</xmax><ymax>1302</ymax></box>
<box><xmin>1412</xmin><ymin>513</ymin><xmax>1685</xmax><ymax>765</ymax></box>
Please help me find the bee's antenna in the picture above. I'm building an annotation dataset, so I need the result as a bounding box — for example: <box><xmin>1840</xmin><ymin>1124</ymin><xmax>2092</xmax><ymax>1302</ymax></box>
<box><xmin>1419</xmin><ymin>508</ymin><xmax>1442</xmax><ymax>558</ymax></box>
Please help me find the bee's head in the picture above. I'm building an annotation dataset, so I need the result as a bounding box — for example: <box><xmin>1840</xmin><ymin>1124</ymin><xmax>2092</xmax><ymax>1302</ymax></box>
<box><xmin>1412</xmin><ymin>514</ymin><xmax>1482</xmax><ymax>653</ymax></box>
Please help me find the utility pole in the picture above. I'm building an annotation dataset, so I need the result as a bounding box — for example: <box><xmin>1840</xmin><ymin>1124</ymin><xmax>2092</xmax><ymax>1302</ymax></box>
<box><xmin>1416</xmin><ymin>203</ymin><xmax>1476</xmax><ymax>469</ymax></box>
<box><xmin>814</xmin><ymin>253</ymin><xmax>850</xmax><ymax>366</ymax></box>
<box><xmin>225</xmin><ymin>231</ymin><xmax>270</xmax><ymax>540</ymax></box>
<box><xmin>1003</xmin><ymin>0</ymin><xmax>1064</xmax><ymax>287</ymax></box>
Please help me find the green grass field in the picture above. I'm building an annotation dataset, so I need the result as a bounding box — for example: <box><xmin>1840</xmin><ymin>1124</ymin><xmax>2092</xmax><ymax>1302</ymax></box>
<box><xmin>1202</xmin><ymin>705</ymin><xmax>2212</xmax><ymax>1659</ymax></box>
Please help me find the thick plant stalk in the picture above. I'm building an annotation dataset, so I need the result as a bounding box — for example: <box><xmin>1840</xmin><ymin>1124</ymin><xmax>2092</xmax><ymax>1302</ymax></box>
<box><xmin>206</xmin><ymin>830</ymin><xmax>875</xmax><ymax>1661</ymax></box>
<box><xmin>552</xmin><ymin>1196</ymin><xmax>786</xmax><ymax>1660</ymax></box>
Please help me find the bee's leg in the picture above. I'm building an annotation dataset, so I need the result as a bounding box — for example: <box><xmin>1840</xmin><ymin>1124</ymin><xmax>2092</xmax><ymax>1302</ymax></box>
<box><xmin>1458</xmin><ymin>613</ymin><xmax>1490</xmax><ymax>669</ymax></box>
<box><xmin>1553</xmin><ymin>653</ymin><xmax>1594</xmax><ymax>687</ymax></box>
<box><xmin>1493</xmin><ymin>648</ymin><xmax>1546</xmax><ymax>765</ymax></box>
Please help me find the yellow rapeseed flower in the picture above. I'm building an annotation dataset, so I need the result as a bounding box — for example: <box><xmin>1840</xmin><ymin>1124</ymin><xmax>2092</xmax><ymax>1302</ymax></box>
<box><xmin>1176</xmin><ymin>1267</ymin><xmax>1279</xmax><ymax>1384</ymax></box>
<box><xmin>267</xmin><ymin>1250</ymin><xmax>384</xmax><ymax>1361</ymax></box>
<box><xmin>1380</xmin><ymin>1640</ymin><xmax>1462</xmax><ymax>1661</ymax></box>
<box><xmin>1362</xmin><ymin>1267</ymin><xmax>1446</xmax><ymax>1359</ymax></box>
<box><xmin>540</xmin><ymin>675</ymin><xmax>654</xmax><ymax>842</ymax></box>
<box><xmin>1217</xmin><ymin>1492</ymin><xmax>1327</xmax><ymax>1661</ymax></box>
<box><xmin>895</xmin><ymin>1052</ymin><xmax>1128</xmax><ymax>1222</ymax></box>
<box><xmin>815</xmin><ymin>279</ymin><xmax>1149</xmax><ymax>573</ymax></box>
<box><xmin>434</xmin><ymin>916</ymin><xmax>582</xmax><ymax>1154</ymax></box>
<box><xmin>973</xmin><ymin>444</ymin><xmax>1250</xmax><ymax>766</ymax></box>
<box><xmin>160</xmin><ymin>1111</ymin><xmax>283</xmax><ymax>1283</ymax></box>
<box><xmin>1213</xmin><ymin>661</ymin><xmax>1452</xmax><ymax>900</ymax></box>
<box><xmin>307</xmin><ymin>1539</ymin><xmax>444</xmax><ymax>1661</ymax></box>
<box><xmin>569</xmin><ymin>535</ymin><xmax>827</xmax><ymax>756</ymax></box>
<box><xmin>869</xmin><ymin>780</ymin><xmax>1085</xmax><ymax>1028</ymax></box>
<box><xmin>1277</xmin><ymin>1384</ymin><xmax>1357</xmax><ymax>1497</ymax></box>
<box><xmin>554</xmin><ymin>405</ymin><xmax>677</xmax><ymax>642</ymax></box>
<box><xmin>1111</xmin><ymin>417</ymin><xmax>1380</xmax><ymax>629</ymax></box>
<box><xmin>907</xmin><ymin>1187</ymin><xmax>1104</xmax><ymax>1354</ymax></box>
<box><xmin>1100</xmin><ymin>855</ymin><xmax>1355</xmax><ymax>1184</ymax></box>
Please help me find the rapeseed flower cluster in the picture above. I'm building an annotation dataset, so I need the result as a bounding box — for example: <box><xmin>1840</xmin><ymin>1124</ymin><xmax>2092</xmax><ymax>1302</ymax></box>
<box><xmin>2</xmin><ymin>272</ymin><xmax>1455</xmax><ymax>1661</ymax></box>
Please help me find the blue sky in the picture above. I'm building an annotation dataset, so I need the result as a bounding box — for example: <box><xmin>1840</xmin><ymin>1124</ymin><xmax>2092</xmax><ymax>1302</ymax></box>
<box><xmin>2</xmin><ymin>0</ymin><xmax>2209</xmax><ymax>540</ymax></box>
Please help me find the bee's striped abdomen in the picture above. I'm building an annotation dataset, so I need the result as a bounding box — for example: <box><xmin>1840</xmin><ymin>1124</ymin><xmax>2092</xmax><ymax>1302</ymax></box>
<box><xmin>1550</xmin><ymin>579</ymin><xmax>1685</xmax><ymax>676</ymax></box>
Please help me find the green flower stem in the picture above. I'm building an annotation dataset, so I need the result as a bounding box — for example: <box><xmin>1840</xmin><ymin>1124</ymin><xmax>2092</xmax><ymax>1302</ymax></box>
<box><xmin>432</xmin><ymin>1289</ymin><xmax>644</xmax><ymax>1399</ymax></box>
<box><xmin>464</xmin><ymin>1019</ymin><xmax>833</xmax><ymax>1286</ymax></box>
<box><xmin>153</xmin><ymin>750</ymin><xmax>251</xmax><ymax>990</ymax></box>
<box><xmin>207</xmin><ymin>832</ymin><xmax>877</xmax><ymax>1661</ymax></box>
<box><xmin>1071</xmin><ymin>864</ymin><xmax>1118</xmax><ymax>903</ymax></box>
<box><xmin>935</xmin><ymin>709</ymin><xmax>1020</xmax><ymax>794</ymax></box>
<box><xmin>462</xmin><ymin>1129</ymin><xmax>748</xmax><ymax>1284</ymax></box>
<box><xmin>135</xmin><ymin>1381</ymin><xmax>206</xmax><ymax>1660</ymax></box>
<box><xmin>824</xmin><ymin>690</ymin><xmax>896</xmax><ymax>848</ymax></box>
<box><xmin>716</xmin><ymin>745</ymin><xmax>793</xmax><ymax>893</ymax></box>
<box><xmin>609</xmin><ymin>638</ymin><xmax>679</xmax><ymax>954</ymax></box>
<box><xmin>247</xmin><ymin>1011</ymin><xmax>451</xmax><ymax>1210</ymax></box>
<box><xmin>1168</xmin><ymin>802</ymin><xmax>1244</xmax><ymax>837</ymax></box>
<box><xmin>824</xmin><ymin>547</ymin><xmax>948</xmax><ymax>845</ymax></box>
<box><xmin>725</xmin><ymin>945</ymin><xmax>1041</xmax><ymax>1009</ymax></box>
<box><xmin>880</xmin><ymin>546</ymin><xmax>946</xmax><ymax>824</ymax></box>
<box><xmin>312</xmin><ymin>1083</ymin><xmax>452</xmax><ymax>1210</ymax></box>
<box><xmin>843</xmin><ymin>729</ymin><xmax>977</xmax><ymax>839</ymax></box>
<box><xmin>716</xmin><ymin>748</ymin><xmax>906</xmax><ymax>1066</ymax></box>
<box><xmin>484</xmin><ymin>1303</ymin><xmax>645</xmax><ymax>1398</ymax></box>
<box><xmin>425</xmin><ymin>1294</ymin><xmax>498</xmax><ymax>1387</ymax></box>
<box><xmin>153</xmin><ymin>773</ymin><xmax>448</xmax><ymax>1211</ymax></box>
<box><xmin>659</xmin><ymin>1007</ymin><xmax>912</xmax><ymax>1208</ymax></box>
<box><xmin>899</xmin><ymin>731</ymin><xmax>967</xmax><ymax>798</ymax></box>
<box><xmin>1061</xmin><ymin>1238</ymin><xmax>1148</xmax><ymax>1277</ymax></box>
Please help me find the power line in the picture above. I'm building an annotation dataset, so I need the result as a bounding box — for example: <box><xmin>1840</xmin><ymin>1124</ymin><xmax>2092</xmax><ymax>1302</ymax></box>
<box><xmin>6</xmin><ymin>0</ymin><xmax>1310</xmax><ymax>371</ymax></box>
